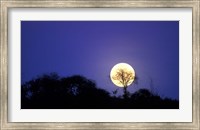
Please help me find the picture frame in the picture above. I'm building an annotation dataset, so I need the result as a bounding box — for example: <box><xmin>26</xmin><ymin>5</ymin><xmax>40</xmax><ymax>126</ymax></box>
<box><xmin>0</xmin><ymin>0</ymin><xmax>199</xmax><ymax>129</ymax></box>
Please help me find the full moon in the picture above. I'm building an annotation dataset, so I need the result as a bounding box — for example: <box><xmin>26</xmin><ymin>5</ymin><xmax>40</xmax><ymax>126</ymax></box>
<box><xmin>110</xmin><ymin>63</ymin><xmax>135</xmax><ymax>87</ymax></box>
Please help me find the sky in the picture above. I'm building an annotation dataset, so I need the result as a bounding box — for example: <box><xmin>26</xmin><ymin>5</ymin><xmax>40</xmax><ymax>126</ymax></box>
<box><xmin>21</xmin><ymin>21</ymin><xmax>179</xmax><ymax>100</ymax></box>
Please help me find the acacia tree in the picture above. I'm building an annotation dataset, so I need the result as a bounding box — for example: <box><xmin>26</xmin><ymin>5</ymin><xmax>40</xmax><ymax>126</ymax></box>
<box><xmin>112</xmin><ymin>68</ymin><xmax>134</xmax><ymax>99</ymax></box>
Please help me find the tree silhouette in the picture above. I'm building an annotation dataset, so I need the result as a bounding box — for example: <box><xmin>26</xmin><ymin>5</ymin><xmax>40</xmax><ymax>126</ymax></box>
<box><xmin>112</xmin><ymin>68</ymin><xmax>134</xmax><ymax>99</ymax></box>
<box><xmin>112</xmin><ymin>88</ymin><xmax>118</xmax><ymax>97</ymax></box>
<box><xmin>21</xmin><ymin>73</ymin><xmax>179</xmax><ymax>109</ymax></box>
<box><xmin>22</xmin><ymin>74</ymin><xmax>111</xmax><ymax>109</ymax></box>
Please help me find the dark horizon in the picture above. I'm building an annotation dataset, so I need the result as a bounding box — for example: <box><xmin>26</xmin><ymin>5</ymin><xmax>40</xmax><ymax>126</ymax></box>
<box><xmin>21</xmin><ymin>21</ymin><xmax>179</xmax><ymax>100</ymax></box>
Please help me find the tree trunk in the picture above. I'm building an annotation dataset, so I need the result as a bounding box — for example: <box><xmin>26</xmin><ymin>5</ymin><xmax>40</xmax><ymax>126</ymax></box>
<box><xmin>123</xmin><ymin>86</ymin><xmax>128</xmax><ymax>99</ymax></box>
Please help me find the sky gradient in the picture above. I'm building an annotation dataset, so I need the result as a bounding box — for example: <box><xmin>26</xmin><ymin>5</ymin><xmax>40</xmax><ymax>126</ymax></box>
<box><xmin>21</xmin><ymin>21</ymin><xmax>179</xmax><ymax>100</ymax></box>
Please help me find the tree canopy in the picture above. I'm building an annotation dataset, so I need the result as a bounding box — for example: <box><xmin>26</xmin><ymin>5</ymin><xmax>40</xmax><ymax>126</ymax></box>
<box><xmin>21</xmin><ymin>73</ymin><xmax>179</xmax><ymax>109</ymax></box>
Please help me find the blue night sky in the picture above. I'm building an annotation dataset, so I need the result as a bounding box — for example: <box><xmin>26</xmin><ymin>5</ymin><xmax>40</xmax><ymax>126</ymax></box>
<box><xmin>21</xmin><ymin>21</ymin><xmax>179</xmax><ymax>100</ymax></box>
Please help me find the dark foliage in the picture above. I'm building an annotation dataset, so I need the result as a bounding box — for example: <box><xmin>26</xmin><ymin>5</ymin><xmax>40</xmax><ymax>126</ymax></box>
<box><xmin>21</xmin><ymin>73</ymin><xmax>179</xmax><ymax>109</ymax></box>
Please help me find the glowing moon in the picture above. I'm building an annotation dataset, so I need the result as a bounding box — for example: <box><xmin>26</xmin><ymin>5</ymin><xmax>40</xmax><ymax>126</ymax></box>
<box><xmin>110</xmin><ymin>63</ymin><xmax>135</xmax><ymax>87</ymax></box>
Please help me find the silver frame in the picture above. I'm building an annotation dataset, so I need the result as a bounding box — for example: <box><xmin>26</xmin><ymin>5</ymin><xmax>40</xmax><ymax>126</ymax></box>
<box><xmin>0</xmin><ymin>0</ymin><xmax>199</xmax><ymax>129</ymax></box>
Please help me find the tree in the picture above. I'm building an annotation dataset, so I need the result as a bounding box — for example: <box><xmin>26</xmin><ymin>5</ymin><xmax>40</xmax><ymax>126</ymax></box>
<box><xmin>21</xmin><ymin>74</ymin><xmax>111</xmax><ymax>109</ymax></box>
<box><xmin>21</xmin><ymin>73</ymin><xmax>179</xmax><ymax>109</ymax></box>
<box><xmin>112</xmin><ymin>68</ymin><xmax>134</xmax><ymax>99</ymax></box>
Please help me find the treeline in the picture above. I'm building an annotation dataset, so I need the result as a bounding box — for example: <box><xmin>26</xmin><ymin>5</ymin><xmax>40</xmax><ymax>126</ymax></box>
<box><xmin>21</xmin><ymin>73</ymin><xmax>179</xmax><ymax>109</ymax></box>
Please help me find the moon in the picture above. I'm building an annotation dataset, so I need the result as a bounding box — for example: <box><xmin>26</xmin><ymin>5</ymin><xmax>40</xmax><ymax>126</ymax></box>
<box><xmin>110</xmin><ymin>63</ymin><xmax>135</xmax><ymax>87</ymax></box>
